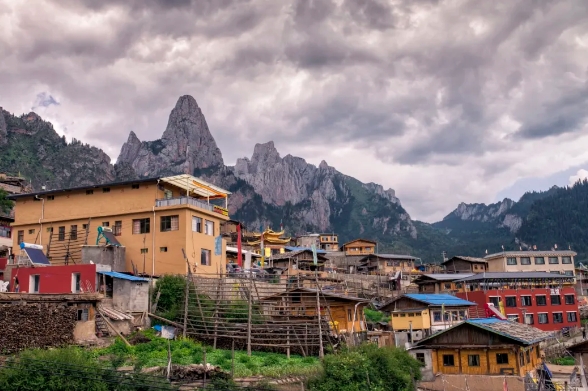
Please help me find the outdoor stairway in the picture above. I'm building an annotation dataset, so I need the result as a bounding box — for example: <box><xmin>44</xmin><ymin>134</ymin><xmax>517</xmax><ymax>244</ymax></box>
<box><xmin>95</xmin><ymin>313</ymin><xmax>110</xmax><ymax>337</ymax></box>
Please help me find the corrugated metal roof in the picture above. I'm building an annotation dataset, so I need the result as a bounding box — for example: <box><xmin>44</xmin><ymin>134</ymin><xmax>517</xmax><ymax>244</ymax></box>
<box><xmin>485</xmin><ymin>250</ymin><xmax>576</xmax><ymax>259</ymax></box>
<box><xmin>442</xmin><ymin>256</ymin><xmax>487</xmax><ymax>265</ymax></box>
<box><xmin>456</xmin><ymin>272</ymin><xmax>573</xmax><ymax>282</ymax></box>
<box><xmin>98</xmin><ymin>271</ymin><xmax>149</xmax><ymax>282</ymax></box>
<box><xmin>284</xmin><ymin>246</ymin><xmax>327</xmax><ymax>254</ymax></box>
<box><xmin>417</xmin><ymin>273</ymin><xmax>474</xmax><ymax>281</ymax></box>
<box><xmin>405</xmin><ymin>293</ymin><xmax>476</xmax><ymax>307</ymax></box>
<box><xmin>362</xmin><ymin>254</ymin><xmax>418</xmax><ymax>260</ymax></box>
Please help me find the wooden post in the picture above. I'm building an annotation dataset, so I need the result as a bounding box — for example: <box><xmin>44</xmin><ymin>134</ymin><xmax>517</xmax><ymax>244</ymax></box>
<box><xmin>315</xmin><ymin>273</ymin><xmax>324</xmax><ymax>358</ymax></box>
<box><xmin>212</xmin><ymin>279</ymin><xmax>222</xmax><ymax>349</ymax></box>
<box><xmin>247</xmin><ymin>279</ymin><xmax>253</xmax><ymax>356</ymax></box>
<box><xmin>202</xmin><ymin>348</ymin><xmax>207</xmax><ymax>388</ymax></box>
<box><xmin>287</xmin><ymin>325</ymin><xmax>291</xmax><ymax>359</ymax></box>
<box><xmin>183</xmin><ymin>270</ymin><xmax>190</xmax><ymax>338</ymax></box>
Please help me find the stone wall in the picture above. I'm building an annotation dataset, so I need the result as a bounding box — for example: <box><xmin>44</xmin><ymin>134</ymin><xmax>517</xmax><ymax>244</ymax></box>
<box><xmin>0</xmin><ymin>302</ymin><xmax>78</xmax><ymax>353</ymax></box>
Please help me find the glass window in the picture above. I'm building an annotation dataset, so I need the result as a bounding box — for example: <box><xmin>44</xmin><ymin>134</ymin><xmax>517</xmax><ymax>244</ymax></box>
<box><xmin>562</xmin><ymin>256</ymin><xmax>572</xmax><ymax>264</ymax></box>
<box><xmin>70</xmin><ymin>225</ymin><xmax>78</xmax><ymax>240</ymax></box>
<box><xmin>525</xmin><ymin>314</ymin><xmax>534</xmax><ymax>325</ymax></box>
<box><xmin>28</xmin><ymin>229</ymin><xmax>35</xmax><ymax>235</ymax></box>
<box><xmin>133</xmin><ymin>218</ymin><xmax>150</xmax><ymax>234</ymax></box>
<box><xmin>520</xmin><ymin>257</ymin><xmax>531</xmax><ymax>265</ymax></box>
<box><xmin>536</xmin><ymin>295</ymin><xmax>547</xmax><ymax>306</ymax></box>
<box><xmin>416</xmin><ymin>353</ymin><xmax>425</xmax><ymax>364</ymax></box>
<box><xmin>432</xmin><ymin>311</ymin><xmax>442</xmax><ymax>322</ymax></box>
<box><xmin>538</xmin><ymin>313</ymin><xmax>548</xmax><ymax>324</ymax></box>
<box><xmin>551</xmin><ymin>295</ymin><xmax>561</xmax><ymax>305</ymax></box>
<box><xmin>201</xmin><ymin>249</ymin><xmax>211</xmax><ymax>266</ymax></box>
<box><xmin>468</xmin><ymin>355</ymin><xmax>480</xmax><ymax>367</ymax></box>
<box><xmin>507</xmin><ymin>314</ymin><xmax>519</xmax><ymax>322</ymax></box>
<box><xmin>114</xmin><ymin>221</ymin><xmax>122</xmax><ymax>236</ymax></box>
<box><xmin>102</xmin><ymin>221</ymin><xmax>110</xmax><ymax>227</ymax></box>
<box><xmin>565</xmin><ymin>295</ymin><xmax>575</xmax><ymax>305</ymax></box>
<box><xmin>496</xmin><ymin>353</ymin><xmax>509</xmax><ymax>364</ymax></box>
<box><xmin>77</xmin><ymin>308</ymin><xmax>89</xmax><ymax>321</ymax></box>
<box><xmin>553</xmin><ymin>313</ymin><xmax>563</xmax><ymax>323</ymax></box>
<box><xmin>489</xmin><ymin>297</ymin><xmax>500</xmax><ymax>306</ymax></box>
<box><xmin>506</xmin><ymin>257</ymin><xmax>517</xmax><ymax>265</ymax></box>
<box><xmin>58</xmin><ymin>226</ymin><xmax>65</xmax><ymax>241</ymax></box>
<box><xmin>205</xmin><ymin>220</ymin><xmax>215</xmax><ymax>236</ymax></box>
<box><xmin>568</xmin><ymin>312</ymin><xmax>578</xmax><ymax>322</ymax></box>
<box><xmin>192</xmin><ymin>216</ymin><xmax>202</xmax><ymax>232</ymax></box>
<box><xmin>443</xmin><ymin>355</ymin><xmax>455</xmax><ymax>367</ymax></box>
<box><xmin>534</xmin><ymin>257</ymin><xmax>545</xmax><ymax>265</ymax></box>
<box><xmin>505</xmin><ymin>296</ymin><xmax>517</xmax><ymax>307</ymax></box>
<box><xmin>521</xmin><ymin>296</ymin><xmax>532</xmax><ymax>306</ymax></box>
<box><xmin>17</xmin><ymin>230</ymin><xmax>24</xmax><ymax>244</ymax></box>
<box><xmin>72</xmin><ymin>273</ymin><xmax>81</xmax><ymax>293</ymax></box>
<box><xmin>160</xmin><ymin>215</ymin><xmax>179</xmax><ymax>232</ymax></box>
<box><xmin>548</xmin><ymin>257</ymin><xmax>559</xmax><ymax>264</ymax></box>
<box><xmin>564</xmin><ymin>270</ymin><xmax>574</xmax><ymax>276</ymax></box>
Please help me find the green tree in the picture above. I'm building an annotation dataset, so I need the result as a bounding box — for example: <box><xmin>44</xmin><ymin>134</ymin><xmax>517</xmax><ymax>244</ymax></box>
<box><xmin>0</xmin><ymin>189</ymin><xmax>13</xmax><ymax>214</ymax></box>
<box><xmin>307</xmin><ymin>344</ymin><xmax>421</xmax><ymax>391</ymax></box>
<box><xmin>153</xmin><ymin>274</ymin><xmax>187</xmax><ymax>321</ymax></box>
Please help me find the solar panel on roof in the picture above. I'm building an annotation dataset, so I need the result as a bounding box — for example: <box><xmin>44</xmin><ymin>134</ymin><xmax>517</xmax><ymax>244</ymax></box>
<box><xmin>26</xmin><ymin>248</ymin><xmax>51</xmax><ymax>265</ymax></box>
<box><xmin>102</xmin><ymin>231</ymin><xmax>121</xmax><ymax>246</ymax></box>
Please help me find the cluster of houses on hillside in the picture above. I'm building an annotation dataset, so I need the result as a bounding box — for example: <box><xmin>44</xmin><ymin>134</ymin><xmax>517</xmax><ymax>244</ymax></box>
<box><xmin>0</xmin><ymin>173</ymin><xmax>585</xmax><ymax>383</ymax></box>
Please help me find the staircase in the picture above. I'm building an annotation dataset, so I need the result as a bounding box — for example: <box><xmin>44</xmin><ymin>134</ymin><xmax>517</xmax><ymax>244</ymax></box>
<box><xmin>95</xmin><ymin>313</ymin><xmax>110</xmax><ymax>337</ymax></box>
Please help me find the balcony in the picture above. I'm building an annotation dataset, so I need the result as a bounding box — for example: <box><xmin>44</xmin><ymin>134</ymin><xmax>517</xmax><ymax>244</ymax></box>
<box><xmin>155</xmin><ymin>196</ymin><xmax>228</xmax><ymax>217</ymax></box>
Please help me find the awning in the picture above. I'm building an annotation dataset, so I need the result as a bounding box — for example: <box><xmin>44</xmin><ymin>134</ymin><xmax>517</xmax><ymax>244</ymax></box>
<box><xmin>160</xmin><ymin>174</ymin><xmax>231</xmax><ymax>199</ymax></box>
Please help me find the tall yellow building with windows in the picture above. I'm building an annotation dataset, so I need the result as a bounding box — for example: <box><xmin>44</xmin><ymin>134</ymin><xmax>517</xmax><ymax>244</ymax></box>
<box><xmin>8</xmin><ymin>175</ymin><xmax>231</xmax><ymax>276</ymax></box>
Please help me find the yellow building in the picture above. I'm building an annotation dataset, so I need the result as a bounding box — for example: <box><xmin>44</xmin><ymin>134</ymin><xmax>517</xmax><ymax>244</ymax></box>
<box><xmin>8</xmin><ymin>175</ymin><xmax>231</xmax><ymax>276</ymax></box>
<box><xmin>341</xmin><ymin>239</ymin><xmax>376</xmax><ymax>256</ymax></box>
<box><xmin>411</xmin><ymin>318</ymin><xmax>551</xmax><ymax>377</ymax></box>
<box><xmin>247</xmin><ymin>228</ymin><xmax>291</xmax><ymax>257</ymax></box>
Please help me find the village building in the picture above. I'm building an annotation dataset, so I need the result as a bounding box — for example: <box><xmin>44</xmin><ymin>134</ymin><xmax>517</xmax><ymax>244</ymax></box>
<box><xmin>379</xmin><ymin>293</ymin><xmax>476</xmax><ymax>339</ymax></box>
<box><xmin>411</xmin><ymin>318</ymin><xmax>552</xmax><ymax>378</ymax></box>
<box><xmin>259</xmin><ymin>287</ymin><xmax>370</xmax><ymax>334</ymax></box>
<box><xmin>484</xmin><ymin>250</ymin><xmax>576</xmax><ymax>276</ymax></box>
<box><xmin>246</xmin><ymin>228</ymin><xmax>291</xmax><ymax>257</ymax></box>
<box><xmin>340</xmin><ymin>239</ymin><xmax>376</xmax><ymax>256</ymax></box>
<box><xmin>0</xmin><ymin>215</ymin><xmax>12</xmax><ymax>259</ymax></box>
<box><xmin>8</xmin><ymin>174</ymin><xmax>231</xmax><ymax>276</ymax></box>
<box><xmin>566</xmin><ymin>339</ymin><xmax>588</xmax><ymax>374</ymax></box>
<box><xmin>442</xmin><ymin>256</ymin><xmax>487</xmax><ymax>274</ymax></box>
<box><xmin>356</xmin><ymin>253</ymin><xmax>418</xmax><ymax>275</ymax></box>
<box><xmin>575</xmin><ymin>267</ymin><xmax>588</xmax><ymax>300</ymax></box>
<box><xmin>413</xmin><ymin>273</ymin><xmax>473</xmax><ymax>293</ymax></box>
<box><xmin>455</xmin><ymin>272</ymin><xmax>579</xmax><ymax>331</ymax></box>
<box><xmin>268</xmin><ymin>249</ymin><xmax>329</xmax><ymax>280</ymax></box>
<box><xmin>294</xmin><ymin>233</ymin><xmax>320</xmax><ymax>249</ymax></box>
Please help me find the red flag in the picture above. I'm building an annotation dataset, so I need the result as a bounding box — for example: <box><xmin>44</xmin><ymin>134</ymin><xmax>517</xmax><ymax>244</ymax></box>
<box><xmin>236</xmin><ymin>223</ymin><xmax>243</xmax><ymax>267</ymax></box>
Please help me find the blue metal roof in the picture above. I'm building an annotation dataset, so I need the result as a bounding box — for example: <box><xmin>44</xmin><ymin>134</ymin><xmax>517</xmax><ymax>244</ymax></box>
<box><xmin>98</xmin><ymin>271</ymin><xmax>149</xmax><ymax>282</ymax></box>
<box><xmin>284</xmin><ymin>246</ymin><xmax>327</xmax><ymax>254</ymax></box>
<box><xmin>468</xmin><ymin>318</ymin><xmax>503</xmax><ymax>324</ymax></box>
<box><xmin>405</xmin><ymin>293</ymin><xmax>476</xmax><ymax>307</ymax></box>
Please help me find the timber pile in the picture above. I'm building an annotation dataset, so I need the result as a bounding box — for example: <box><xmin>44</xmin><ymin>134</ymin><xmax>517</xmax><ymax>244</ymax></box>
<box><xmin>143</xmin><ymin>364</ymin><xmax>229</xmax><ymax>382</ymax></box>
<box><xmin>0</xmin><ymin>303</ymin><xmax>77</xmax><ymax>353</ymax></box>
<box><xmin>579</xmin><ymin>305</ymin><xmax>588</xmax><ymax>319</ymax></box>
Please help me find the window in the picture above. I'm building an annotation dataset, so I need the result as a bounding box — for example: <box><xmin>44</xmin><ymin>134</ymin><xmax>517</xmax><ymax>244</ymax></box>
<box><xmin>113</xmin><ymin>221</ymin><xmax>122</xmax><ymax>236</ymax></box>
<box><xmin>496</xmin><ymin>353</ymin><xmax>509</xmax><ymax>364</ymax></box>
<box><xmin>521</xmin><ymin>296</ymin><xmax>532</xmax><ymax>306</ymax></box>
<box><xmin>30</xmin><ymin>275</ymin><xmax>40</xmax><ymax>293</ymax></box>
<box><xmin>548</xmin><ymin>257</ymin><xmax>559</xmax><ymax>264</ymax></box>
<box><xmin>192</xmin><ymin>216</ymin><xmax>202</xmax><ymax>232</ymax></box>
<box><xmin>442</xmin><ymin>355</ymin><xmax>455</xmax><ymax>367</ymax></box>
<box><xmin>564</xmin><ymin>270</ymin><xmax>574</xmax><ymax>276</ymax></box>
<box><xmin>562</xmin><ymin>256</ymin><xmax>572</xmax><ymax>264</ymax></box>
<box><xmin>103</xmin><ymin>187</ymin><xmax>110</xmax><ymax>193</ymax></box>
<box><xmin>77</xmin><ymin>308</ymin><xmax>89</xmax><ymax>321</ymax></box>
<box><xmin>132</xmin><ymin>184</ymin><xmax>140</xmax><ymax>189</ymax></box>
<box><xmin>507</xmin><ymin>314</ymin><xmax>519</xmax><ymax>322</ymax></box>
<box><xmin>86</xmin><ymin>190</ymin><xmax>93</xmax><ymax>195</ymax></box>
<box><xmin>534</xmin><ymin>257</ymin><xmax>545</xmax><ymax>265</ymax></box>
<box><xmin>568</xmin><ymin>312</ymin><xmax>578</xmax><ymax>322</ymax></box>
<box><xmin>507</xmin><ymin>257</ymin><xmax>517</xmax><ymax>265</ymax></box>
<box><xmin>160</xmin><ymin>247</ymin><xmax>168</xmax><ymax>252</ymax></box>
<box><xmin>489</xmin><ymin>296</ymin><xmax>500</xmax><ymax>307</ymax></box>
<box><xmin>536</xmin><ymin>295</ymin><xmax>547</xmax><ymax>306</ymax></box>
<box><xmin>102</xmin><ymin>221</ymin><xmax>110</xmax><ymax>227</ymax></box>
<box><xmin>444</xmin><ymin>283</ymin><xmax>451</xmax><ymax>289</ymax></box>
<box><xmin>553</xmin><ymin>312</ymin><xmax>563</xmax><ymax>323</ymax></box>
<box><xmin>433</xmin><ymin>311</ymin><xmax>442</xmax><ymax>322</ymax></box>
<box><xmin>468</xmin><ymin>355</ymin><xmax>480</xmax><ymax>367</ymax></box>
<box><xmin>565</xmin><ymin>295</ymin><xmax>575</xmax><ymax>305</ymax></box>
<box><xmin>46</xmin><ymin>227</ymin><xmax>53</xmax><ymax>233</ymax></box>
<box><xmin>458</xmin><ymin>310</ymin><xmax>466</xmax><ymax>320</ymax></box>
<box><xmin>17</xmin><ymin>230</ymin><xmax>24</xmax><ymax>244</ymax></box>
<box><xmin>525</xmin><ymin>314</ymin><xmax>534</xmax><ymax>325</ymax></box>
<box><xmin>47</xmin><ymin>195</ymin><xmax>55</xmax><ymax>200</ymax></box>
<box><xmin>292</xmin><ymin>292</ymin><xmax>301</xmax><ymax>303</ymax></box>
<box><xmin>538</xmin><ymin>313</ymin><xmax>548</xmax><ymax>324</ymax></box>
<box><xmin>58</xmin><ymin>226</ymin><xmax>65</xmax><ymax>241</ymax></box>
<box><xmin>386</xmin><ymin>261</ymin><xmax>394</xmax><ymax>266</ymax></box>
<box><xmin>83</xmin><ymin>224</ymin><xmax>88</xmax><ymax>230</ymax></box>
<box><xmin>140</xmin><ymin>248</ymin><xmax>148</xmax><ymax>254</ymax></box>
<box><xmin>28</xmin><ymin>229</ymin><xmax>35</xmax><ymax>235</ymax></box>
<box><xmin>72</xmin><ymin>273</ymin><xmax>81</xmax><ymax>293</ymax></box>
<box><xmin>416</xmin><ymin>353</ymin><xmax>425</xmax><ymax>364</ymax></box>
<box><xmin>133</xmin><ymin>218</ymin><xmax>150</xmax><ymax>234</ymax></box>
<box><xmin>205</xmin><ymin>220</ymin><xmax>215</xmax><ymax>236</ymax></box>
<box><xmin>519</xmin><ymin>352</ymin><xmax>525</xmax><ymax>367</ymax></box>
<box><xmin>505</xmin><ymin>296</ymin><xmax>517</xmax><ymax>307</ymax></box>
<box><xmin>347</xmin><ymin>309</ymin><xmax>352</xmax><ymax>321</ymax></box>
<box><xmin>201</xmin><ymin>249</ymin><xmax>211</xmax><ymax>266</ymax></box>
<box><xmin>551</xmin><ymin>295</ymin><xmax>561</xmax><ymax>305</ymax></box>
<box><xmin>160</xmin><ymin>215</ymin><xmax>179</xmax><ymax>232</ymax></box>
<box><xmin>520</xmin><ymin>257</ymin><xmax>531</xmax><ymax>265</ymax></box>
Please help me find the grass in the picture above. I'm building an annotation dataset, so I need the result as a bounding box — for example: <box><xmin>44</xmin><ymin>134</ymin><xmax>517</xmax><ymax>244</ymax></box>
<box><xmin>93</xmin><ymin>330</ymin><xmax>321</xmax><ymax>379</ymax></box>
<box><xmin>549</xmin><ymin>356</ymin><xmax>576</xmax><ymax>366</ymax></box>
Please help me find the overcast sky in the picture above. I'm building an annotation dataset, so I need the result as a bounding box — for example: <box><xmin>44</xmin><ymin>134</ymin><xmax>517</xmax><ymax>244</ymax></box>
<box><xmin>1</xmin><ymin>0</ymin><xmax>588</xmax><ymax>222</ymax></box>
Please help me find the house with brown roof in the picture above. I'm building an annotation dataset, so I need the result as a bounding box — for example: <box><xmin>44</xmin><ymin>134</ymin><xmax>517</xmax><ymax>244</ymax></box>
<box><xmin>442</xmin><ymin>256</ymin><xmax>487</xmax><ymax>274</ymax></box>
<box><xmin>269</xmin><ymin>249</ymin><xmax>329</xmax><ymax>278</ymax></box>
<box><xmin>340</xmin><ymin>239</ymin><xmax>376</xmax><ymax>256</ymax></box>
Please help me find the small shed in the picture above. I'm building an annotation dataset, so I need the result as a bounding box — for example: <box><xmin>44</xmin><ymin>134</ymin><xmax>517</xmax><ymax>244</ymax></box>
<box><xmin>98</xmin><ymin>271</ymin><xmax>149</xmax><ymax>313</ymax></box>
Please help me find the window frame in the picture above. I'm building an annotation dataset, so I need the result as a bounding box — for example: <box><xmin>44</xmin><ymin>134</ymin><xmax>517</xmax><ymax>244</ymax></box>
<box><xmin>548</xmin><ymin>257</ymin><xmax>559</xmax><ymax>264</ymax></box>
<box><xmin>521</xmin><ymin>295</ymin><xmax>532</xmax><ymax>306</ymax></box>
<box><xmin>201</xmin><ymin>248</ymin><xmax>211</xmax><ymax>266</ymax></box>
<box><xmin>192</xmin><ymin>216</ymin><xmax>202</xmax><ymax>233</ymax></box>
<box><xmin>204</xmin><ymin>220</ymin><xmax>215</xmax><ymax>236</ymax></box>
<box><xmin>133</xmin><ymin>218</ymin><xmax>150</xmax><ymax>234</ymax></box>
<box><xmin>496</xmin><ymin>353</ymin><xmax>509</xmax><ymax>365</ymax></box>
<box><xmin>552</xmin><ymin>312</ymin><xmax>564</xmax><ymax>324</ymax></box>
<box><xmin>58</xmin><ymin>226</ymin><xmax>66</xmax><ymax>241</ymax></box>
<box><xmin>520</xmin><ymin>257</ymin><xmax>531</xmax><ymax>265</ymax></box>
<box><xmin>565</xmin><ymin>294</ymin><xmax>575</xmax><ymax>305</ymax></box>
<box><xmin>525</xmin><ymin>313</ymin><xmax>534</xmax><ymax>325</ymax></box>
<box><xmin>160</xmin><ymin>215</ymin><xmax>179</xmax><ymax>232</ymax></box>
<box><xmin>550</xmin><ymin>295</ymin><xmax>561</xmax><ymax>305</ymax></box>
<box><xmin>538</xmin><ymin>313</ymin><xmax>548</xmax><ymax>324</ymax></box>
<box><xmin>442</xmin><ymin>354</ymin><xmax>455</xmax><ymax>367</ymax></box>
<box><xmin>534</xmin><ymin>257</ymin><xmax>545</xmax><ymax>265</ymax></box>
<box><xmin>506</xmin><ymin>257</ymin><xmax>517</xmax><ymax>265</ymax></box>
<box><xmin>505</xmin><ymin>296</ymin><xmax>517</xmax><ymax>307</ymax></box>
<box><xmin>562</xmin><ymin>256</ymin><xmax>572</xmax><ymax>264</ymax></box>
<box><xmin>567</xmin><ymin>312</ymin><xmax>578</xmax><ymax>322</ymax></box>
<box><xmin>70</xmin><ymin>225</ymin><xmax>78</xmax><ymax>240</ymax></box>
<box><xmin>468</xmin><ymin>354</ymin><xmax>480</xmax><ymax>367</ymax></box>
<box><xmin>535</xmin><ymin>295</ymin><xmax>547</xmax><ymax>306</ymax></box>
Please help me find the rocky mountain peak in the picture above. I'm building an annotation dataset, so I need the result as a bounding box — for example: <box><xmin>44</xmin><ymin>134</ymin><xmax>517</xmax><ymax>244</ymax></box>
<box><xmin>249</xmin><ymin>141</ymin><xmax>281</xmax><ymax>172</ymax></box>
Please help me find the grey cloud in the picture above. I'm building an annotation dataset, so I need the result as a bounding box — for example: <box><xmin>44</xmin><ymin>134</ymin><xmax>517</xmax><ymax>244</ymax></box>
<box><xmin>32</xmin><ymin>92</ymin><xmax>59</xmax><ymax>109</ymax></box>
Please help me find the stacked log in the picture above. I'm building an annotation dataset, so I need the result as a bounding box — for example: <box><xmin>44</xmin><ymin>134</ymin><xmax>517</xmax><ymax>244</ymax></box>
<box><xmin>0</xmin><ymin>302</ymin><xmax>77</xmax><ymax>353</ymax></box>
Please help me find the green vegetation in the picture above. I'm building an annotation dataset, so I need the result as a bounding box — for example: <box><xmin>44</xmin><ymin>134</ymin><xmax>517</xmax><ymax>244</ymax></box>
<box><xmin>364</xmin><ymin>308</ymin><xmax>390</xmax><ymax>324</ymax></box>
<box><xmin>0</xmin><ymin>347</ymin><xmax>176</xmax><ymax>391</ymax></box>
<box><xmin>0</xmin><ymin>189</ymin><xmax>12</xmax><ymax>214</ymax></box>
<box><xmin>307</xmin><ymin>344</ymin><xmax>421</xmax><ymax>391</ymax></box>
<box><xmin>95</xmin><ymin>330</ymin><xmax>321</xmax><ymax>379</ymax></box>
<box><xmin>153</xmin><ymin>275</ymin><xmax>187</xmax><ymax>321</ymax></box>
<box><xmin>549</xmin><ymin>356</ymin><xmax>576</xmax><ymax>366</ymax></box>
